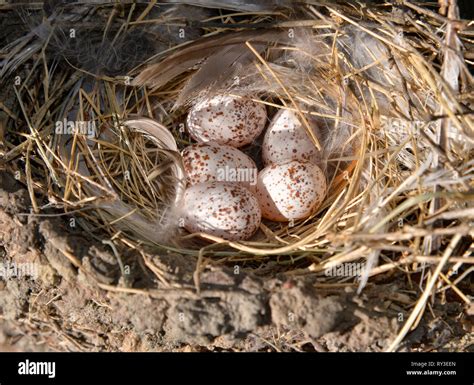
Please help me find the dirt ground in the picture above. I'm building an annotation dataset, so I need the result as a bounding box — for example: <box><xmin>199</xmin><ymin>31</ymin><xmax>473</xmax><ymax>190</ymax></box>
<box><xmin>0</xmin><ymin>171</ymin><xmax>471</xmax><ymax>352</ymax></box>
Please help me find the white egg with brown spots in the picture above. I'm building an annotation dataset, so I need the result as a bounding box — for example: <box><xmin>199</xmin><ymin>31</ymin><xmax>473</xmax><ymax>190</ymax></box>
<box><xmin>256</xmin><ymin>161</ymin><xmax>326</xmax><ymax>221</ymax></box>
<box><xmin>186</xmin><ymin>94</ymin><xmax>267</xmax><ymax>148</ymax></box>
<box><xmin>182</xmin><ymin>142</ymin><xmax>257</xmax><ymax>190</ymax></box>
<box><xmin>182</xmin><ymin>182</ymin><xmax>261</xmax><ymax>241</ymax></box>
<box><xmin>262</xmin><ymin>109</ymin><xmax>321</xmax><ymax>165</ymax></box>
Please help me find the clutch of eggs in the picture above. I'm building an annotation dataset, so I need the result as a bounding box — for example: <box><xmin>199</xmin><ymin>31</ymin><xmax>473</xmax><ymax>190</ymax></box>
<box><xmin>262</xmin><ymin>109</ymin><xmax>321</xmax><ymax>166</ymax></box>
<box><xmin>186</xmin><ymin>94</ymin><xmax>267</xmax><ymax>148</ymax></box>
<box><xmin>180</xmin><ymin>100</ymin><xmax>328</xmax><ymax>241</ymax></box>
<box><xmin>182</xmin><ymin>182</ymin><xmax>261</xmax><ymax>241</ymax></box>
<box><xmin>256</xmin><ymin>160</ymin><xmax>327</xmax><ymax>221</ymax></box>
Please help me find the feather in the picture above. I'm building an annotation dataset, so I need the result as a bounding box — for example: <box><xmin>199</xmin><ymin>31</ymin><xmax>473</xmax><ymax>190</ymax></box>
<box><xmin>123</xmin><ymin>118</ymin><xmax>180</xmax><ymax>152</ymax></box>
<box><xmin>132</xmin><ymin>30</ymin><xmax>285</xmax><ymax>92</ymax></box>
<box><xmin>160</xmin><ymin>0</ymin><xmax>292</xmax><ymax>12</ymax></box>
<box><xmin>174</xmin><ymin>40</ymin><xmax>268</xmax><ymax>107</ymax></box>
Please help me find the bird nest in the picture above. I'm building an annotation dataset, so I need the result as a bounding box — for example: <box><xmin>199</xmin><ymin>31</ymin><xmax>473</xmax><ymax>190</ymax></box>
<box><xmin>1</xmin><ymin>1</ymin><xmax>473</xmax><ymax>351</ymax></box>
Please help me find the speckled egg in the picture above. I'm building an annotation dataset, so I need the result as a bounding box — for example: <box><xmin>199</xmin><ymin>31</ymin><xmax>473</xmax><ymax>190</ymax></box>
<box><xmin>256</xmin><ymin>161</ymin><xmax>326</xmax><ymax>221</ymax></box>
<box><xmin>262</xmin><ymin>109</ymin><xmax>321</xmax><ymax>165</ymax></box>
<box><xmin>182</xmin><ymin>182</ymin><xmax>261</xmax><ymax>241</ymax></box>
<box><xmin>182</xmin><ymin>142</ymin><xmax>258</xmax><ymax>190</ymax></box>
<box><xmin>186</xmin><ymin>94</ymin><xmax>267</xmax><ymax>148</ymax></box>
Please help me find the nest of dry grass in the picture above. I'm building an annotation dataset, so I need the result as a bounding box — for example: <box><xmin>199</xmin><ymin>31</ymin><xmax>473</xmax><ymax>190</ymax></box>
<box><xmin>1</xmin><ymin>1</ymin><xmax>473</xmax><ymax>351</ymax></box>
